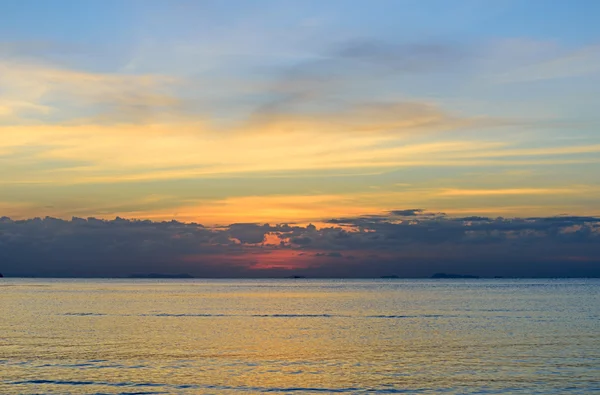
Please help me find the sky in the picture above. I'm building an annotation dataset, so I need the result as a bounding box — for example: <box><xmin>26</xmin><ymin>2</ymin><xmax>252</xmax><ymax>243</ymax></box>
<box><xmin>1</xmin><ymin>0</ymin><xmax>599</xmax><ymax>277</ymax></box>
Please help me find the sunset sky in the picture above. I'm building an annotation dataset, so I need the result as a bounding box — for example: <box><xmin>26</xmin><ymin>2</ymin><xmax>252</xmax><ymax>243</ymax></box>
<box><xmin>1</xmin><ymin>1</ymin><xmax>599</xmax><ymax>277</ymax></box>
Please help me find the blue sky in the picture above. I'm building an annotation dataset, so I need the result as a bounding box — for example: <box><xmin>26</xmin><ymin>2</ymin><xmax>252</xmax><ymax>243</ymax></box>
<box><xmin>0</xmin><ymin>0</ymin><xmax>599</xmax><ymax>221</ymax></box>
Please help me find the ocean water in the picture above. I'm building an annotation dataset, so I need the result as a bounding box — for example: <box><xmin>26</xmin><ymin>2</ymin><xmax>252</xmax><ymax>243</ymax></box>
<box><xmin>1</xmin><ymin>279</ymin><xmax>599</xmax><ymax>395</ymax></box>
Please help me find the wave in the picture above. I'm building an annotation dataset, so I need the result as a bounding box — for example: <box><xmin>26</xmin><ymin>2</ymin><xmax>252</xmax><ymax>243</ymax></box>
<box><xmin>140</xmin><ymin>313</ymin><xmax>226</xmax><ymax>317</ymax></box>
<box><xmin>250</xmin><ymin>314</ymin><xmax>339</xmax><ymax>318</ymax></box>
<box><xmin>61</xmin><ymin>312</ymin><xmax>458</xmax><ymax>319</ymax></box>
<box><xmin>138</xmin><ymin>313</ymin><xmax>342</xmax><ymax>318</ymax></box>
<box><xmin>63</xmin><ymin>312</ymin><xmax>106</xmax><ymax>316</ymax></box>
<box><xmin>11</xmin><ymin>380</ymin><xmax>412</xmax><ymax>393</ymax></box>
<box><xmin>367</xmin><ymin>314</ymin><xmax>447</xmax><ymax>318</ymax></box>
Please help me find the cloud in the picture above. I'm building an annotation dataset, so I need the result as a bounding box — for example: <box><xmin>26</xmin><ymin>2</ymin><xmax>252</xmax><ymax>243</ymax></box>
<box><xmin>1</xmin><ymin>35</ymin><xmax>599</xmax><ymax>230</ymax></box>
<box><xmin>3</xmin><ymin>36</ymin><xmax>594</xmax><ymax>195</ymax></box>
<box><xmin>0</xmin><ymin>37</ymin><xmax>481</xmax><ymax>134</ymax></box>
<box><xmin>491</xmin><ymin>44</ymin><xmax>600</xmax><ymax>84</ymax></box>
<box><xmin>0</xmin><ymin>60</ymin><xmax>183</xmax><ymax>125</ymax></box>
<box><xmin>389</xmin><ymin>209</ymin><xmax>425</xmax><ymax>216</ymax></box>
<box><xmin>0</xmin><ymin>53</ymin><xmax>516</xmax><ymax>192</ymax></box>
<box><xmin>243</xmin><ymin>37</ymin><xmax>487</xmax><ymax>136</ymax></box>
<box><xmin>290</xmin><ymin>236</ymin><xmax>312</xmax><ymax>245</ymax></box>
<box><xmin>437</xmin><ymin>188</ymin><xmax>579</xmax><ymax>197</ymax></box>
<box><xmin>245</xmin><ymin>100</ymin><xmax>477</xmax><ymax>136</ymax></box>
<box><xmin>227</xmin><ymin>223</ymin><xmax>273</xmax><ymax>244</ymax></box>
<box><xmin>333</xmin><ymin>39</ymin><xmax>470</xmax><ymax>73</ymax></box>
<box><xmin>314</xmin><ymin>252</ymin><xmax>343</xmax><ymax>258</ymax></box>
<box><xmin>1</xmin><ymin>212</ymin><xmax>599</xmax><ymax>278</ymax></box>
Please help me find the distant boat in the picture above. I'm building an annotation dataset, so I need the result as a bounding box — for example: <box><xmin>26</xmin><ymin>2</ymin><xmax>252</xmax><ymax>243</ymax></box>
<box><xmin>287</xmin><ymin>275</ymin><xmax>306</xmax><ymax>279</ymax></box>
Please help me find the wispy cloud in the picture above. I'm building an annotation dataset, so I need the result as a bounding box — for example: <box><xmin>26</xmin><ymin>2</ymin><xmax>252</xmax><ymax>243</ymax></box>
<box><xmin>492</xmin><ymin>44</ymin><xmax>600</xmax><ymax>84</ymax></box>
<box><xmin>437</xmin><ymin>187</ymin><xmax>580</xmax><ymax>197</ymax></box>
<box><xmin>0</xmin><ymin>60</ymin><xmax>183</xmax><ymax>125</ymax></box>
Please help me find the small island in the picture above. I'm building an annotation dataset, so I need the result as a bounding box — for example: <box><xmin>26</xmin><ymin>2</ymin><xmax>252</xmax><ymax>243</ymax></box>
<box><xmin>380</xmin><ymin>275</ymin><xmax>400</xmax><ymax>279</ymax></box>
<box><xmin>431</xmin><ymin>273</ymin><xmax>480</xmax><ymax>279</ymax></box>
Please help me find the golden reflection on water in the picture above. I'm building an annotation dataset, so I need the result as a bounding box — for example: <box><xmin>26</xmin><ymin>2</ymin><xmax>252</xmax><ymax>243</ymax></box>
<box><xmin>1</xmin><ymin>279</ymin><xmax>599</xmax><ymax>394</ymax></box>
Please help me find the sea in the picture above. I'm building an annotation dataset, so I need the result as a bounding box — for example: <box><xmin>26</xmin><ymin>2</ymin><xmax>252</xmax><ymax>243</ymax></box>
<box><xmin>1</xmin><ymin>279</ymin><xmax>599</xmax><ymax>394</ymax></box>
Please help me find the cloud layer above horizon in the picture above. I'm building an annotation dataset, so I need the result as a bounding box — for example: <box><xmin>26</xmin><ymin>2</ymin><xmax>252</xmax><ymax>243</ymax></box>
<box><xmin>1</xmin><ymin>1</ymin><xmax>599</xmax><ymax>275</ymax></box>
<box><xmin>1</xmin><ymin>212</ymin><xmax>599</xmax><ymax>277</ymax></box>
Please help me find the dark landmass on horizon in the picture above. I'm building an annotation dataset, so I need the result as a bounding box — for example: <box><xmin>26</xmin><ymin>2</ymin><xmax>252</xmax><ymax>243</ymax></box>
<box><xmin>128</xmin><ymin>273</ymin><xmax>195</xmax><ymax>279</ymax></box>
<box><xmin>431</xmin><ymin>273</ymin><xmax>480</xmax><ymax>279</ymax></box>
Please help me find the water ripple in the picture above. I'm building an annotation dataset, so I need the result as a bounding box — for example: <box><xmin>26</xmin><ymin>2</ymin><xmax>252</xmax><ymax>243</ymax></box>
<box><xmin>10</xmin><ymin>380</ymin><xmax>419</xmax><ymax>393</ymax></box>
<box><xmin>64</xmin><ymin>312</ymin><xmax>106</xmax><ymax>316</ymax></box>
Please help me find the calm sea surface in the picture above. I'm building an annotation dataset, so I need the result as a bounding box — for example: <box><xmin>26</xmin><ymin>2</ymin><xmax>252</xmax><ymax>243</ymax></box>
<box><xmin>1</xmin><ymin>279</ymin><xmax>599</xmax><ymax>394</ymax></box>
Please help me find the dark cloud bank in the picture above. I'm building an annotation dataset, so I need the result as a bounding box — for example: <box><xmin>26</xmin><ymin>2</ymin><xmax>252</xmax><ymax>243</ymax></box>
<box><xmin>0</xmin><ymin>211</ymin><xmax>599</xmax><ymax>278</ymax></box>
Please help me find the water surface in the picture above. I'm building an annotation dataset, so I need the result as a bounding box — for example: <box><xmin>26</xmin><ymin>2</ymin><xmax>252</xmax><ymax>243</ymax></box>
<box><xmin>1</xmin><ymin>279</ymin><xmax>599</xmax><ymax>394</ymax></box>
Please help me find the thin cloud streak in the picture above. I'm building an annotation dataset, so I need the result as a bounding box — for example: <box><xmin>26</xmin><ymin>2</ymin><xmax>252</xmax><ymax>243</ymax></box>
<box><xmin>437</xmin><ymin>188</ymin><xmax>581</xmax><ymax>197</ymax></box>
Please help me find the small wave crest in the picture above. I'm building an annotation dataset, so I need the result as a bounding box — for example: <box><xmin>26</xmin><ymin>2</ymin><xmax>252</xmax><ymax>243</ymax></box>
<box><xmin>10</xmin><ymin>380</ymin><xmax>407</xmax><ymax>393</ymax></box>
<box><xmin>63</xmin><ymin>312</ymin><xmax>106</xmax><ymax>316</ymax></box>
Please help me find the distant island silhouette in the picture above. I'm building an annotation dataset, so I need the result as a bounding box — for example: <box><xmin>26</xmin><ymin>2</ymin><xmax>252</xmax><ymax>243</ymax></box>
<box><xmin>380</xmin><ymin>275</ymin><xmax>400</xmax><ymax>279</ymax></box>
<box><xmin>286</xmin><ymin>275</ymin><xmax>307</xmax><ymax>279</ymax></box>
<box><xmin>128</xmin><ymin>273</ymin><xmax>194</xmax><ymax>279</ymax></box>
<box><xmin>431</xmin><ymin>273</ymin><xmax>480</xmax><ymax>279</ymax></box>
